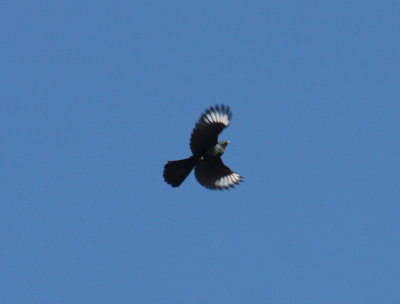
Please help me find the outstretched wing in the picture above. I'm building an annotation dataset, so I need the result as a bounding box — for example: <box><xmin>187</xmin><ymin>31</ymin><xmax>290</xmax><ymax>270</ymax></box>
<box><xmin>190</xmin><ymin>105</ymin><xmax>232</xmax><ymax>155</ymax></box>
<box><xmin>195</xmin><ymin>157</ymin><xmax>243</xmax><ymax>190</ymax></box>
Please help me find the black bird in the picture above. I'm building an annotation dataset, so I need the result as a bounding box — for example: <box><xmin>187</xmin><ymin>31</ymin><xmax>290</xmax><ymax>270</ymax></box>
<box><xmin>163</xmin><ymin>105</ymin><xmax>243</xmax><ymax>190</ymax></box>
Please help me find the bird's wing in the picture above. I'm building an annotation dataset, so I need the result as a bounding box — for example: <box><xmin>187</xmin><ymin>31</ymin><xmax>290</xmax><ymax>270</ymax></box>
<box><xmin>195</xmin><ymin>157</ymin><xmax>243</xmax><ymax>190</ymax></box>
<box><xmin>190</xmin><ymin>105</ymin><xmax>232</xmax><ymax>155</ymax></box>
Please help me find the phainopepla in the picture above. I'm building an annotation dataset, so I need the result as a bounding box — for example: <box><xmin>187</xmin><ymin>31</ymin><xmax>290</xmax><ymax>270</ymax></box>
<box><xmin>163</xmin><ymin>105</ymin><xmax>243</xmax><ymax>190</ymax></box>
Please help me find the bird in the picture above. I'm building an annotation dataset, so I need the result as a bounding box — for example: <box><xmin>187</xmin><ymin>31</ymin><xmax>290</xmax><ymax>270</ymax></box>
<box><xmin>163</xmin><ymin>104</ymin><xmax>243</xmax><ymax>190</ymax></box>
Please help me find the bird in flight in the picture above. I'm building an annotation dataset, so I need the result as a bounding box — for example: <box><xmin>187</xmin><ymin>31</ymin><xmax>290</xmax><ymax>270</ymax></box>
<box><xmin>163</xmin><ymin>105</ymin><xmax>243</xmax><ymax>190</ymax></box>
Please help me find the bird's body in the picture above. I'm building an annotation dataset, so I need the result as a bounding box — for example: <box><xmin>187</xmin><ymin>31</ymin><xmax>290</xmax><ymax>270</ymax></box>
<box><xmin>163</xmin><ymin>105</ymin><xmax>243</xmax><ymax>190</ymax></box>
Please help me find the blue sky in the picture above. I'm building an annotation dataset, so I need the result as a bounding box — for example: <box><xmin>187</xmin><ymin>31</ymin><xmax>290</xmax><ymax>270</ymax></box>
<box><xmin>2</xmin><ymin>1</ymin><xmax>400</xmax><ymax>303</ymax></box>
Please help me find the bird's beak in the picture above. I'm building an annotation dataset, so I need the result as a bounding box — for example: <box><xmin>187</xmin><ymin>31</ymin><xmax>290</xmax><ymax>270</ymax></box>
<box><xmin>226</xmin><ymin>141</ymin><xmax>230</xmax><ymax>144</ymax></box>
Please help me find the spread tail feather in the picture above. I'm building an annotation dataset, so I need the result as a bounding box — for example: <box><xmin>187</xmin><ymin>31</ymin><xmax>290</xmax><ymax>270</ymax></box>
<box><xmin>163</xmin><ymin>156</ymin><xmax>196</xmax><ymax>187</ymax></box>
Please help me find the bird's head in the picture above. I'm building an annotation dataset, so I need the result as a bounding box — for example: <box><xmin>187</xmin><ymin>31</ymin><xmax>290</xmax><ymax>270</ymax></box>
<box><xmin>219</xmin><ymin>140</ymin><xmax>230</xmax><ymax>148</ymax></box>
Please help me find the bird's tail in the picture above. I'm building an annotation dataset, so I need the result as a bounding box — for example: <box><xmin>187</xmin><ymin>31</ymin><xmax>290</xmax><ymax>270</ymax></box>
<box><xmin>163</xmin><ymin>156</ymin><xmax>196</xmax><ymax>187</ymax></box>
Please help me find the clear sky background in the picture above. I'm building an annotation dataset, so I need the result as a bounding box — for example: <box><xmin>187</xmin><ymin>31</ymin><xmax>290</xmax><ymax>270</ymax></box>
<box><xmin>2</xmin><ymin>1</ymin><xmax>399</xmax><ymax>303</ymax></box>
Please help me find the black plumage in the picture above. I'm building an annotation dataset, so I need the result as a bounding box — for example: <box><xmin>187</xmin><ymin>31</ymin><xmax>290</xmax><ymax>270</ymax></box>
<box><xmin>163</xmin><ymin>105</ymin><xmax>243</xmax><ymax>190</ymax></box>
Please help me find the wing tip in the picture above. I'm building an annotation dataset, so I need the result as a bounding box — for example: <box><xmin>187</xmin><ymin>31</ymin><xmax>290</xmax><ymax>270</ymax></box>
<box><xmin>199</xmin><ymin>104</ymin><xmax>232</xmax><ymax>127</ymax></box>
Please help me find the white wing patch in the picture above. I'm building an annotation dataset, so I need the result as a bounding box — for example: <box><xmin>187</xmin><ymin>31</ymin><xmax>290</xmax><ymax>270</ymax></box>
<box><xmin>196</xmin><ymin>105</ymin><xmax>232</xmax><ymax>129</ymax></box>
<box><xmin>203</xmin><ymin>111</ymin><xmax>230</xmax><ymax>126</ymax></box>
<box><xmin>215</xmin><ymin>172</ymin><xmax>242</xmax><ymax>189</ymax></box>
